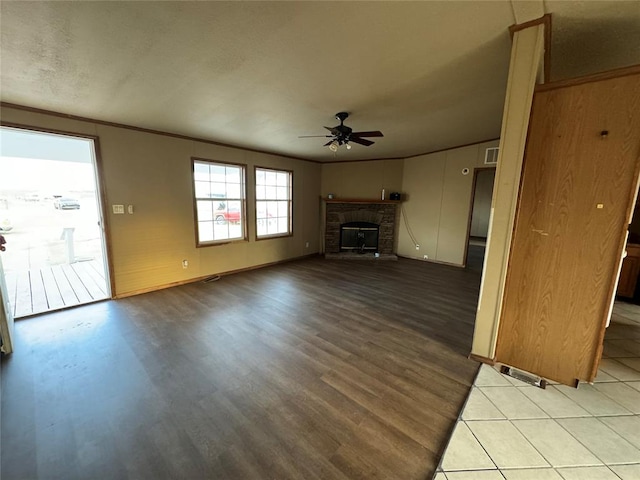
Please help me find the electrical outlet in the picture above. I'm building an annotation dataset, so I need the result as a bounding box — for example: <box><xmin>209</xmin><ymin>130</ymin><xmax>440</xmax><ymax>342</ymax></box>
<box><xmin>415</xmin><ymin>244</ymin><xmax>420</xmax><ymax>250</ymax></box>
<box><xmin>305</xmin><ymin>241</ymin><xmax>309</xmax><ymax>248</ymax></box>
<box><xmin>423</xmin><ymin>255</ymin><xmax>428</xmax><ymax>260</ymax></box>
<box><xmin>182</xmin><ymin>259</ymin><xmax>188</xmax><ymax>269</ymax></box>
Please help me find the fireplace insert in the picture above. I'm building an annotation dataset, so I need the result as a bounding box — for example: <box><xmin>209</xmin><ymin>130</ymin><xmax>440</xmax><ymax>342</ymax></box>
<box><xmin>340</xmin><ymin>221</ymin><xmax>379</xmax><ymax>253</ymax></box>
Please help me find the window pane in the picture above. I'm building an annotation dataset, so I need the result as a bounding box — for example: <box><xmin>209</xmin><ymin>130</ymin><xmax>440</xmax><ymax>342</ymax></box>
<box><xmin>265</xmin><ymin>170</ymin><xmax>277</xmax><ymax>186</ymax></box>
<box><xmin>195</xmin><ymin>181</ymin><xmax>210</xmax><ymax>198</ymax></box>
<box><xmin>213</xmin><ymin>222</ymin><xmax>229</xmax><ymax>240</ymax></box>
<box><xmin>194</xmin><ymin>163</ymin><xmax>210</xmax><ymax>182</ymax></box>
<box><xmin>256</xmin><ymin>185</ymin><xmax>266</xmax><ymax>200</ymax></box>
<box><xmin>277</xmin><ymin>201</ymin><xmax>288</xmax><ymax>217</ymax></box>
<box><xmin>211</xmin><ymin>182</ymin><xmax>226</xmax><ymax>198</ymax></box>
<box><xmin>197</xmin><ymin>200</ymin><xmax>213</xmax><ymax>221</ymax></box>
<box><xmin>268</xmin><ymin>218</ymin><xmax>279</xmax><ymax>234</ymax></box>
<box><xmin>276</xmin><ymin>172</ymin><xmax>288</xmax><ymax>187</ymax></box>
<box><xmin>256</xmin><ymin>169</ymin><xmax>266</xmax><ymax>185</ymax></box>
<box><xmin>226</xmin><ymin>166</ymin><xmax>241</xmax><ymax>184</ymax></box>
<box><xmin>267</xmin><ymin>201</ymin><xmax>278</xmax><ymax>218</ymax></box>
<box><xmin>266</xmin><ymin>186</ymin><xmax>277</xmax><ymax>200</ymax></box>
<box><xmin>227</xmin><ymin>201</ymin><xmax>242</xmax><ymax>224</ymax></box>
<box><xmin>257</xmin><ymin>219</ymin><xmax>268</xmax><ymax>236</ymax></box>
<box><xmin>227</xmin><ymin>200</ymin><xmax>241</xmax><ymax>211</ymax></box>
<box><xmin>227</xmin><ymin>183</ymin><xmax>241</xmax><ymax>199</ymax></box>
<box><xmin>229</xmin><ymin>223</ymin><xmax>242</xmax><ymax>239</ymax></box>
<box><xmin>214</xmin><ymin>202</ymin><xmax>227</xmax><ymax>222</ymax></box>
<box><xmin>276</xmin><ymin>186</ymin><xmax>288</xmax><ymax>200</ymax></box>
<box><xmin>277</xmin><ymin>218</ymin><xmax>288</xmax><ymax>233</ymax></box>
<box><xmin>256</xmin><ymin>201</ymin><xmax>267</xmax><ymax>219</ymax></box>
<box><xmin>199</xmin><ymin>221</ymin><xmax>214</xmax><ymax>242</ymax></box>
<box><xmin>210</xmin><ymin>165</ymin><xmax>226</xmax><ymax>182</ymax></box>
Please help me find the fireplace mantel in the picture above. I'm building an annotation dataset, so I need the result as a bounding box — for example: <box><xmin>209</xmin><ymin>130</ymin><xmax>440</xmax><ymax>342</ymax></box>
<box><xmin>322</xmin><ymin>197</ymin><xmax>402</xmax><ymax>205</ymax></box>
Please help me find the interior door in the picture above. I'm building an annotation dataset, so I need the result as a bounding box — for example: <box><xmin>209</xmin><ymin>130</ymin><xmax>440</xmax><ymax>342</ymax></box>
<box><xmin>495</xmin><ymin>72</ymin><xmax>640</xmax><ymax>386</ymax></box>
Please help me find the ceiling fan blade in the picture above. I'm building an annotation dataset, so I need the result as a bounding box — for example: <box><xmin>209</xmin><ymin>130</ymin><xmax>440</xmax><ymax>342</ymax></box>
<box><xmin>298</xmin><ymin>135</ymin><xmax>332</xmax><ymax>138</ymax></box>
<box><xmin>349</xmin><ymin>137</ymin><xmax>374</xmax><ymax>147</ymax></box>
<box><xmin>323</xmin><ymin>140</ymin><xmax>334</xmax><ymax>147</ymax></box>
<box><xmin>351</xmin><ymin>131</ymin><xmax>384</xmax><ymax>138</ymax></box>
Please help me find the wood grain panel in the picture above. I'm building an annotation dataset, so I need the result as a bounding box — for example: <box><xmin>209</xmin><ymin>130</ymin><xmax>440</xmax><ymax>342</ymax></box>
<box><xmin>496</xmin><ymin>73</ymin><xmax>640</xmax><ymax>385</ymax></box>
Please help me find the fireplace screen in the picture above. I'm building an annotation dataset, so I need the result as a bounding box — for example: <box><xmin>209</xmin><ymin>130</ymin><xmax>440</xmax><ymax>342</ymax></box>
<box><xmin>340</xmin><ymin>221</ymin><xmax>379</xmax><ymax>253</ymax></box>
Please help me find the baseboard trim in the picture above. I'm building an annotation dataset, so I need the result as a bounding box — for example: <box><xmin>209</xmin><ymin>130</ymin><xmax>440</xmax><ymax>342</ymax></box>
<box><xmin>114</xmin><ymin>253</ymin><xmax>320</xmax><ymax>299</ymax></box>
<box><xmin>469</xmin><ymin>353</ymin><xmax>496</xmax><ymax>365</ymax></box>
<box><xmin>396</xmin><ymin>254</ymin><xmax>464</xmax><ymax>268</ymax></box>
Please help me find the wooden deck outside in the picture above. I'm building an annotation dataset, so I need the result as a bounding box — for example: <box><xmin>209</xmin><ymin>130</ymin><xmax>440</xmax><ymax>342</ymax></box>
<box><xmin>4</xmin><ymin>260</ymin><xmax>109</xmax><ymax>318</ymax></box>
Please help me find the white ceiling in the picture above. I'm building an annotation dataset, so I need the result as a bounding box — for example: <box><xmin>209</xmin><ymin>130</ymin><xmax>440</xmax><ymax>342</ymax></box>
<box><xmin>1</xmin><ymin>1</ymin><xmax>638</xmax><ymax>162</ymax></box>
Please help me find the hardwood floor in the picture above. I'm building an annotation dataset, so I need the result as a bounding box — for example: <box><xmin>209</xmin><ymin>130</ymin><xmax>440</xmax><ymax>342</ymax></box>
<box><xmin>1</xmin><ymin>256</ymin><xmax>482</xmax><ymax>480</ymax></box>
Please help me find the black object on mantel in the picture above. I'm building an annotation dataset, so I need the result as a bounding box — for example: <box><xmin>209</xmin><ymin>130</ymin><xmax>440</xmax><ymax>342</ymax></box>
<box><xmin>389</xmin><ymin>192</ymin><xmax>401</xmax><ymax>201</ymax></box>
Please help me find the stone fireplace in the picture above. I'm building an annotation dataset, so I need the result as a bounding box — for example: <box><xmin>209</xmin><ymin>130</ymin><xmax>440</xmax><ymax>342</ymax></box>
<box><xmin>324</xmin><ymin>200</ymin><xmax>399</xmax><ymax>257</ymax></box>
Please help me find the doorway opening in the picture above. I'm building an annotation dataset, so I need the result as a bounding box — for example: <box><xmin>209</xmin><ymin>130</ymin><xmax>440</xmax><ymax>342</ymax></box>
<box><xmin>0</xmin><ymin>126</ymin><xmax>111</xmax><ymax>318</ymax></box>
<box><xmin>465</xmin><ymin>168</ymin><xmax>496</xmax><ymax>272</ymax></box>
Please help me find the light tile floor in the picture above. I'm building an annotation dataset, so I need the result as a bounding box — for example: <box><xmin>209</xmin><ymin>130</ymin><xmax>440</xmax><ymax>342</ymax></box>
<box><xmin>436</xmin><ymin>302</ymin><xmax>640</xmax><ymax>479</ymax></box>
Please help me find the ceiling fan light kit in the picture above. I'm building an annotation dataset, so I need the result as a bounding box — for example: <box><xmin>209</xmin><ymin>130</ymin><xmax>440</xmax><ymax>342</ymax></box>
<box><xmin>299</xmin><ymin>112</ymin><xmax>384</xmax><ymax>153</ymax></box>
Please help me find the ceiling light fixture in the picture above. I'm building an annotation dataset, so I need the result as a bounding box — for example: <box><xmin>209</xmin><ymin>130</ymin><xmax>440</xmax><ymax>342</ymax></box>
<box><xmin>327</xmin><ymin>139</ymin><xmax>353</xmax><ymax>152</ymax></box>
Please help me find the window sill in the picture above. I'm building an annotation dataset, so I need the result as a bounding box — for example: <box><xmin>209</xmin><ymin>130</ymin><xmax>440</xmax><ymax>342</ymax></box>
<box><xmin>255</xmin><ymin>233</ymin><xmax>293</xmax><ymax>241</ymax></box>
<box><xmin>196</xmin><ymin>237</ymin><xmax>248</xmax><ymax>248</ymax></box>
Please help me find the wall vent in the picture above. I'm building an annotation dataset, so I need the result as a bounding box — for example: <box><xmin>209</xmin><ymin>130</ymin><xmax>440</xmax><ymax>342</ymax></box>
<box><xmin>484</xmin><ymin>147</ymin><xmax>499</xmax><ymax>165</ymax></box>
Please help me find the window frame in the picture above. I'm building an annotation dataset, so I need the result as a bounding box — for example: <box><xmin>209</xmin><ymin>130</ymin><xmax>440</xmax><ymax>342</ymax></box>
<box><xmin>254</xmin><ymin>166</ymin><xmax>293</xmax><ymax>240</ymax></box>
<box><xmin>191</xmin><ymin>157</ymin><xmax>248</xmax><ymax>247</ymax></box>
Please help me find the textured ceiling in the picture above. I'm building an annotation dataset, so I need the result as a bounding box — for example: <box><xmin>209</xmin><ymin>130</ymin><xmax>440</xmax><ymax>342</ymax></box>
<box><xmin>1</xmin><ymin>1</ymin><xmax>638</xmax><ymax>162</ymax></box>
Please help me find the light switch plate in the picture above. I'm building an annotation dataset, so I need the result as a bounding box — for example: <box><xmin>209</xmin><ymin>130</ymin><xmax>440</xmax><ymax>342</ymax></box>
<box><xmin>112</xmin><ymin>204</ymin><xmax>125</xmax><ymax>214</ymax></box>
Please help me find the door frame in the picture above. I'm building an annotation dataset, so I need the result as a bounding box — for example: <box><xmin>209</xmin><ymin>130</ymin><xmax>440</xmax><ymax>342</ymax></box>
<box><xmin>0</xmin><ymin>254</ymin><xmax>14</xmax><ymax>353</ymax></box>
<box><xmin>0</xmin><ymin>121</ymin><xmax>115</xmax><ymax>300</ymax></box>
<box><xmin>463</xmin><ymin>166</ymin><xmax>497</xmax><ymax>268</ymax></box>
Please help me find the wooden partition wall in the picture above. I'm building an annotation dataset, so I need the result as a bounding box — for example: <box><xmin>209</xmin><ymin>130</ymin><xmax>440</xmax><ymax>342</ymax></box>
<box><xmin>495</xmin><ymin>66</ymin><xmax>640</xmax><ymax>386</ymax></box>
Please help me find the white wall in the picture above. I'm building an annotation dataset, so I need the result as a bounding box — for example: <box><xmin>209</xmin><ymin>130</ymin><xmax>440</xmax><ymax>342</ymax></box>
<box><xmin>397</xmin><ymin>140</ymin><xmax>499</xmax><ymax>265</ymax></box>
<box><xmin>321</xmin><ymin>160</ymin><xmax>404</xmax><ymax>199</ymax></box>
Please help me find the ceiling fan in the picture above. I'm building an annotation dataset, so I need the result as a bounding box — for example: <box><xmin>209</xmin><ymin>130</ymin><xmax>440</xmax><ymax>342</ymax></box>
<box><xmin>299</xmin><ymin>112</ymin><xmax>383</xmax><ymax>151</ymax></box>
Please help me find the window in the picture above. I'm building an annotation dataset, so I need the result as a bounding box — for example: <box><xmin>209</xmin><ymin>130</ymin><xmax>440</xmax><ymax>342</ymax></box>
<box><xmin>255</xmin><ymin>167</ymin><xmax>292</xmax><ymax>238</ymax></box>
<box><xmin>192</xmin><ymin>159</ymin><xmax>246</xmax><ymax>245</ymax></box>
